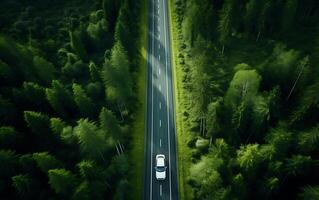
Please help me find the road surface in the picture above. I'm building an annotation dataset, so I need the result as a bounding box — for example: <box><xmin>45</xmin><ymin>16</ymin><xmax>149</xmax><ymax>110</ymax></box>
<box><xmin>143</xmin><ymin>0</ymin><xmax>178</xmax><ymax>199</ymax></box>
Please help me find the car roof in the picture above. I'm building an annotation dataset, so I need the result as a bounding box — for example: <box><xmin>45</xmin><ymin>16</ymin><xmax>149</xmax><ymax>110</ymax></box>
<box><xmin>156</xmin><ymin>157</ymin><xmax>165</xmax><ymax>167</ymax></box>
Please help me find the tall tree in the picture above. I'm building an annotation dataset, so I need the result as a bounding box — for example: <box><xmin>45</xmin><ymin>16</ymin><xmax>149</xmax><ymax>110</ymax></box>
<box><xmin>282</xmin><ymin>0</ymin><xmax>298</xmax><ymax>32</ymax></box>
<box><xmin>102</xmin><ymin>41</ymin><xmax>132</xmax><ymax>115</ymax></box>
<box><xmin>72</xmin><ymin>83</ymin><xmax>96</xmax><ymax>118</ymax></box>
<box><xmin>48</xmin><ymin>169</ymin><xmax>77</xmax><ymax>196</ymax></box>
<box><xmin>46</xmin><ymin>80</ymin><xmax>77</xmax><ymax>118</ymax></box>
<box><xmin>218</xmin><ymin>0</ymin><xmax>234</xmax><ymax>54</ymax></box>
<box><xmin>74</xmin><ymin>119</ymin><xmax>107</xmax><ymax>161</ymax></box>
<box><xmin>32</xmin><ymin>152</ymin><xmax>63</xmax><ymax>173</ymax></box>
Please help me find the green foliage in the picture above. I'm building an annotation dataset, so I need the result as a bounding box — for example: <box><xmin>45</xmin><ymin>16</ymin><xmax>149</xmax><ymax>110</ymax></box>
<box><xmin>237</xmin><ymin>144</ymin><xmax>262</xmax><ymax>171</ymax></box>
<box><xmin>0</xmin><ymin>126</ymin><xmax>21</xmax><ymax>149</ymax></box>
<box><xmin>0</xmin><ymin>150</ymin><xmax>18</xmax><ymax>178</ymax></box>
<box><xmin>218</xmin><ymin>0</ymin><xmax>233</xmax><ymax>46</ymax></box>
<box><xmin>99</xmin><ymin>107</ymin><xmax>122</xmax><ymax>140</ymax></box>
<box><xmin>69</xmin><ymin>30</ymin><xmax>88</xmax><ymax>62</ymax></box>
<box><xmin>282</xmin><ymin>0</ymin><xmax>298</xmax><ymax>32</ymax></box>
<box><xmin>290</xmin><ymin>78</ymin><xmax>319</xmax><ymax>124</ymax></box>
<box><xmin>74</xmin><ymin>119</ymin><xmax>107</xmax><ymax>160</ymax></box>
<box><xmin>48</xmin><ymin>169</ymin><xmax>77</xmax><ymax>195</ymax></box>
<box><xmin>50</xmin><ymin>118</ymin><xmax>67</xmax><ymax>135</ymax></box>
<box><xmin>285</xmin><ymin>155</ymin><xmax>313</xmax><ymax>176</ymax></box>
<box><xmin>32</xmin><ymin>56</ymin><xmax>56</xmax><ymax>85</ymax></box>
<box><xmin>225</xmin><ymin>69</ymin><xmax>261</xmax><ymax>108</ymax></box>
<box><xmin>46</xmin><ymin>80</ymin><xmax>77</xmax><ymax>118</ymax></box>
<box><xmin>265</xmin><ymin>128</ymin><xmax>293</xmax><ymax>159</ymax></box>
<box><xmin>72</xmin><ymin>83</ymin><xmax>96</xmax><ymax>118</ymax></box>
<box><xmin>299</xmin><ymin>185</ymin><xmax>319</xmax><ymax>200</ymax></box>
<box><xmin>33</xmin><ymin>152</ymin><xmax>62</xmax><ymax>173</ymax></box>
<box><xmin>298</xmin><ymin>126</ymin><xmax>319</xmax><ymax>153</ymax></box>
<box><xmin>11</xmin><ymin>174</ymin><xmax>37</xmax><ymax>197</ymax></box>
<box><xmin>102</xmin><ymin>41</ymin><xmax>132</xmax><ymax>105</ymax></box>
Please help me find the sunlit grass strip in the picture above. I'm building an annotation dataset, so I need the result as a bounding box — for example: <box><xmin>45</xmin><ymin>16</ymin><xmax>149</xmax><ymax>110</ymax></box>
<box><xmin>168</xmin><ymin>1</ymin><xmax>192</xmax><ymax>199</ymax></box>
<box><xmin>129</xmin><ymin>0</ymin><xmax>148</xmax><ymax>198</ymax></box>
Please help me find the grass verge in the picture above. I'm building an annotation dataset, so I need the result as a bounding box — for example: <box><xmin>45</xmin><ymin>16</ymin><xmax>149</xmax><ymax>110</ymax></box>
<box><xmin>129</xmin><ymin>0</ymin><xmax>148</xmax><ymax>199</ymax></box>
<box><xmin>168</xmin><ymin>1</ymin><xmax>192</xmax><ymax>200</ymax></box>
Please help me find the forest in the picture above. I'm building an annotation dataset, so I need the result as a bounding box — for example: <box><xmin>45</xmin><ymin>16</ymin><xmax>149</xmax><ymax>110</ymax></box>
<box><xmin>0</xmin><ymin>0</ymin><xmax>143</xmax><ymax>199</ymax></box>
<box><xmin>171</xmin><ymin>0</ymin><xmax>319</xmax><ymax>199</ymax></box>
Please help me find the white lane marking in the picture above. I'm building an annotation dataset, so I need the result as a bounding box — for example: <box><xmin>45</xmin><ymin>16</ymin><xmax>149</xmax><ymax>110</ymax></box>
<box><xmin>159</xmin><ymin>68</ymin><xmax>161</xmax><ymax>75</ymax></box>
<box><xmin>159</xmin><ymin>85</ymin><xmax>161</xmax><ymax>91</ymax></box>
<box><xmin>159</xmin><ymin>34</ymin><xmax>160</xmax><ymax>40</ymax></box>
<box><xmin>160</xmin><ymin>139</ymin><xmax>162</xmax><ymax>147</ymax></box>
<box><xmin>159</xmin><ymin>102</ymin><xmax>161</xmax><ymax>109</ymax></box>
<box><xmin>160</xmin><ymin>184</ymin><xmax>162</xmax><ymax>196</ymax></box>
<box><xmin>150</xmin><ymin>0</ymin><xmax>155</xmax><ymax>199</ymax></box>
<box><xmin>163</xmin><ymin>0</ymin><xmax>172</xmax><ymax>199</ymax></box>
<box><xmin>159</xmin><ymin>55</ymin><xmax>160</xmax><ymax>61</ymax></box>
<box><xmin>160</xmin><ymin>119</ymin><xmax>162</xmax><ymax>127</ymax></box>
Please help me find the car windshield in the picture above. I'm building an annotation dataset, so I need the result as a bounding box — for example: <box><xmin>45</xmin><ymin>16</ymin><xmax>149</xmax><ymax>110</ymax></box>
<box><xmin>156</xmin><ymin>166</ymin><xmax>166</xmax><ymax>172</ymax></box>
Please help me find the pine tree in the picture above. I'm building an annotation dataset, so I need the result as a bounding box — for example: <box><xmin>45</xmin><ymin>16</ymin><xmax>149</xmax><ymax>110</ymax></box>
<box><xmin>218</xmin><ymin>0</ymin><xmax>233</xmax><ymax>54</ymax></box>
<box><xmin>74</xmin><ymin>119</ymin><xmax>107</xmax><ymax>161</ymax></box>
<box><xmin>11</xmin><ymin>174</ymin><xmax>37</xmax><ymax>198</ymax></box>
<box><xmin>99</xmin><ymin>107</ymin><xmax>121</xmax><ymax>140</ymax></box>
<box><xmin>72</xmin><ymin>83</ymin><xmax>96</xmax><ymax>118</ymax></box>
<box><xmin>33</xmin><ymin>56</ymin><xmax>56</xmax><ymax>85</ymax></box>
<box><xmin>24</xmin><ymin>111</ymin><xmax>55</xmax><ymax>150</ymax></box>
<box><xmin>0</xmin><ymin>126</ymin><xmax>21</xmax><ymax>149</ymax></box>
<box><xmin>69</xmin><ymin>30</ymin><xmax>88</xmax><ymax>62</ymax></box>
<box><xmin>102</xmin><ymin>41</ymin><xmax>132</xmax><ymax>112</ymax></box>
<box><xmin>48</xmin><ymin>169</ymin><xmax>77</xmax><ymax>196</ymax></box>
<box><xmin>282</xmin><ymin>0</ymin><xmax>298</xmax><ymax>32</ymax></box>
<box><xmin>32</xmin><ymin>152</ymin><xmax>63</xmax><ymax>173</ymax></box>
<box><xmin>46</xmin><ymin>80</ymin><xmax>77</xmax><ymax>118</ymax></box>
<box><xmin>299</xmin><ymin>186</ymin><xmax>319</xmax><ymax>200</ymax></box>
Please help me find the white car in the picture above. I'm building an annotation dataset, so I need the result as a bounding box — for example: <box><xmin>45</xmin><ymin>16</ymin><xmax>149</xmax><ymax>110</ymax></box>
<box><xmin>155</xmin><ymin>154</ymin><xmax>167</xmax><ymax>180</ymax></box>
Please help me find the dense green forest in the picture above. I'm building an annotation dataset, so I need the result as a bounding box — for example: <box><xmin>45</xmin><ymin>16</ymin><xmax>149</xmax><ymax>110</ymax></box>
<box><xmin>172</xmin><ymin>0</ymin><xmax>319</xmax><ymax>199</ymax></box>
<box><xmin>0</xmin><ymin>0</ymin><xmax>142</xmax><ymax>199</ymax></box>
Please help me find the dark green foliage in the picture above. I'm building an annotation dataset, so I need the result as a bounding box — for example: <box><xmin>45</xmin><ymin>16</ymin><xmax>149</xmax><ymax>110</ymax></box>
<box><xmin>0</xmin><ymin>0</ymin><xmax>140</xmax><ymax>198</ymax></box>
<box><xmin>173</xmin><ymin>0</ymin><xmax>319</xmax><ymax>198</ymax></box>
<box><xmin>32</xmin><ymin>56</ymin><xmax>56</xmax><ymax>85</ymax></box>
<box><xmin>102</xmin><ymin>41</ymin><xmax>133</xmax><ymax>107</ymax></box>
<box><xmin>33</xmin><ymin>152</ymin><xmax>63</xmax><ymax>173</ymax></box>
<box><xmin>74</xmin><ymin>119</ymin><xmax>108</xmax><ymax>161</ymax></box>
<box><xmin>12</xmin><ymin>174</ymin><xmax>38</xmax><ymax>198</ymax></box>
<box><xmin>0</xmin><ymin>126</ymin><xmax>21</xmax><ymax>149</ymax></box>
<box><xmin>299</xmin><ymin>185</ymin><xmax>319</xmax><ymax>200</ymax></box>
<box><xmin>69</xmin><ymin>30</ymin><xmax>88</xmax><ymax>62</ymax></box>
<box><xmin>72</xmin><ymin>83</ymin><xmax>96</xmax><ymax>118</ymax></box>
<box><xmin>48</xmin><ymin>168</ymin><xmax>77</xmax><ymax>196</ymax></box>
<box><xmin>45</xmin><ymin>80</ymin><xmax>77</xmax><ymax>118</ymax></box>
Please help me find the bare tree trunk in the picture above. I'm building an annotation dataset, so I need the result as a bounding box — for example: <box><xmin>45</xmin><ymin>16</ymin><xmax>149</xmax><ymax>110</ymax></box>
<box><xmin>256</xmin><ymin>31</ymin><xmax>261</xmax><ymax>42</ymax></box>
<box><xmin>99</xmin><ymin>151</ymin><xmax>106</xmax><ymax>162</ymax></box>
<box><xmin>286</xmin><ymin>61</ymin><xmax>305</xmax><ymax>101</ymax></box>
<box><xmin>203</xmin><ymin>118</ymin><xmax>206</xmax><ymax>137</ymax></box>
<box><xmin>115</xmin><ymin>144</ymin><xmax>121</xmax><ymax>155</ymax></box>
<box><xmin>209</xmin><ymin>136</ymin><xmax>213</xmax><ymax>147</ymax></box>
<box><xmin>199</xmin><ymin>118</ymin><xmax>202</xmax><ymax>136</ymax></box>
<box><xmin>221</xmin><ymin>45</ymin><xmax>225</xmax><ymax>55</ymax></box>
<box><xmin>117</xmin><ymin>102</ymin><xmax>124</xmax><ymax>122</ymax></box>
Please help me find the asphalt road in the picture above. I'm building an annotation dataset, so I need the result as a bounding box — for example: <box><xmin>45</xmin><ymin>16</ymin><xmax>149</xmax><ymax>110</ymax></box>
<box><xmin>143</xmin><ymin>0</ymin><xmax>178</xmax><ymax>199</ymax></box>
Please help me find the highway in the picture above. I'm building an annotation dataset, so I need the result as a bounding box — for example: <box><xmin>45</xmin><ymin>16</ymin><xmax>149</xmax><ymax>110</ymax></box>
<box><xmin>143</xmin><ymin>0</ymin><xmax>178</xmax><ymax>199</ymax></box>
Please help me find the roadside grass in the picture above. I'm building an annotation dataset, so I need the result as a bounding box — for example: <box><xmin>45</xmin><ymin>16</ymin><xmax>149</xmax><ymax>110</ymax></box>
<box><xmin>168</xmin><ymin>1</ymin><xmax>192</xmax><ymax>200</ymax></box>
<box><xmin>129</xmin><ymin>0</ymin><xmax>148</xmax><ymax>199</ymax></box>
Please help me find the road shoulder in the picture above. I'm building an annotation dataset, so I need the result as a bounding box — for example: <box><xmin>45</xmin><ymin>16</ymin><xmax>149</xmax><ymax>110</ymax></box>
<box><xmin>168</xmin><ymin>0</ymin><xmax>192</xmax><ymax>199</ymax></box>
<box><xmin>129</xmin><ymin>0</ymin><xmax>148</xmax><ymax>198</ymax></box>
